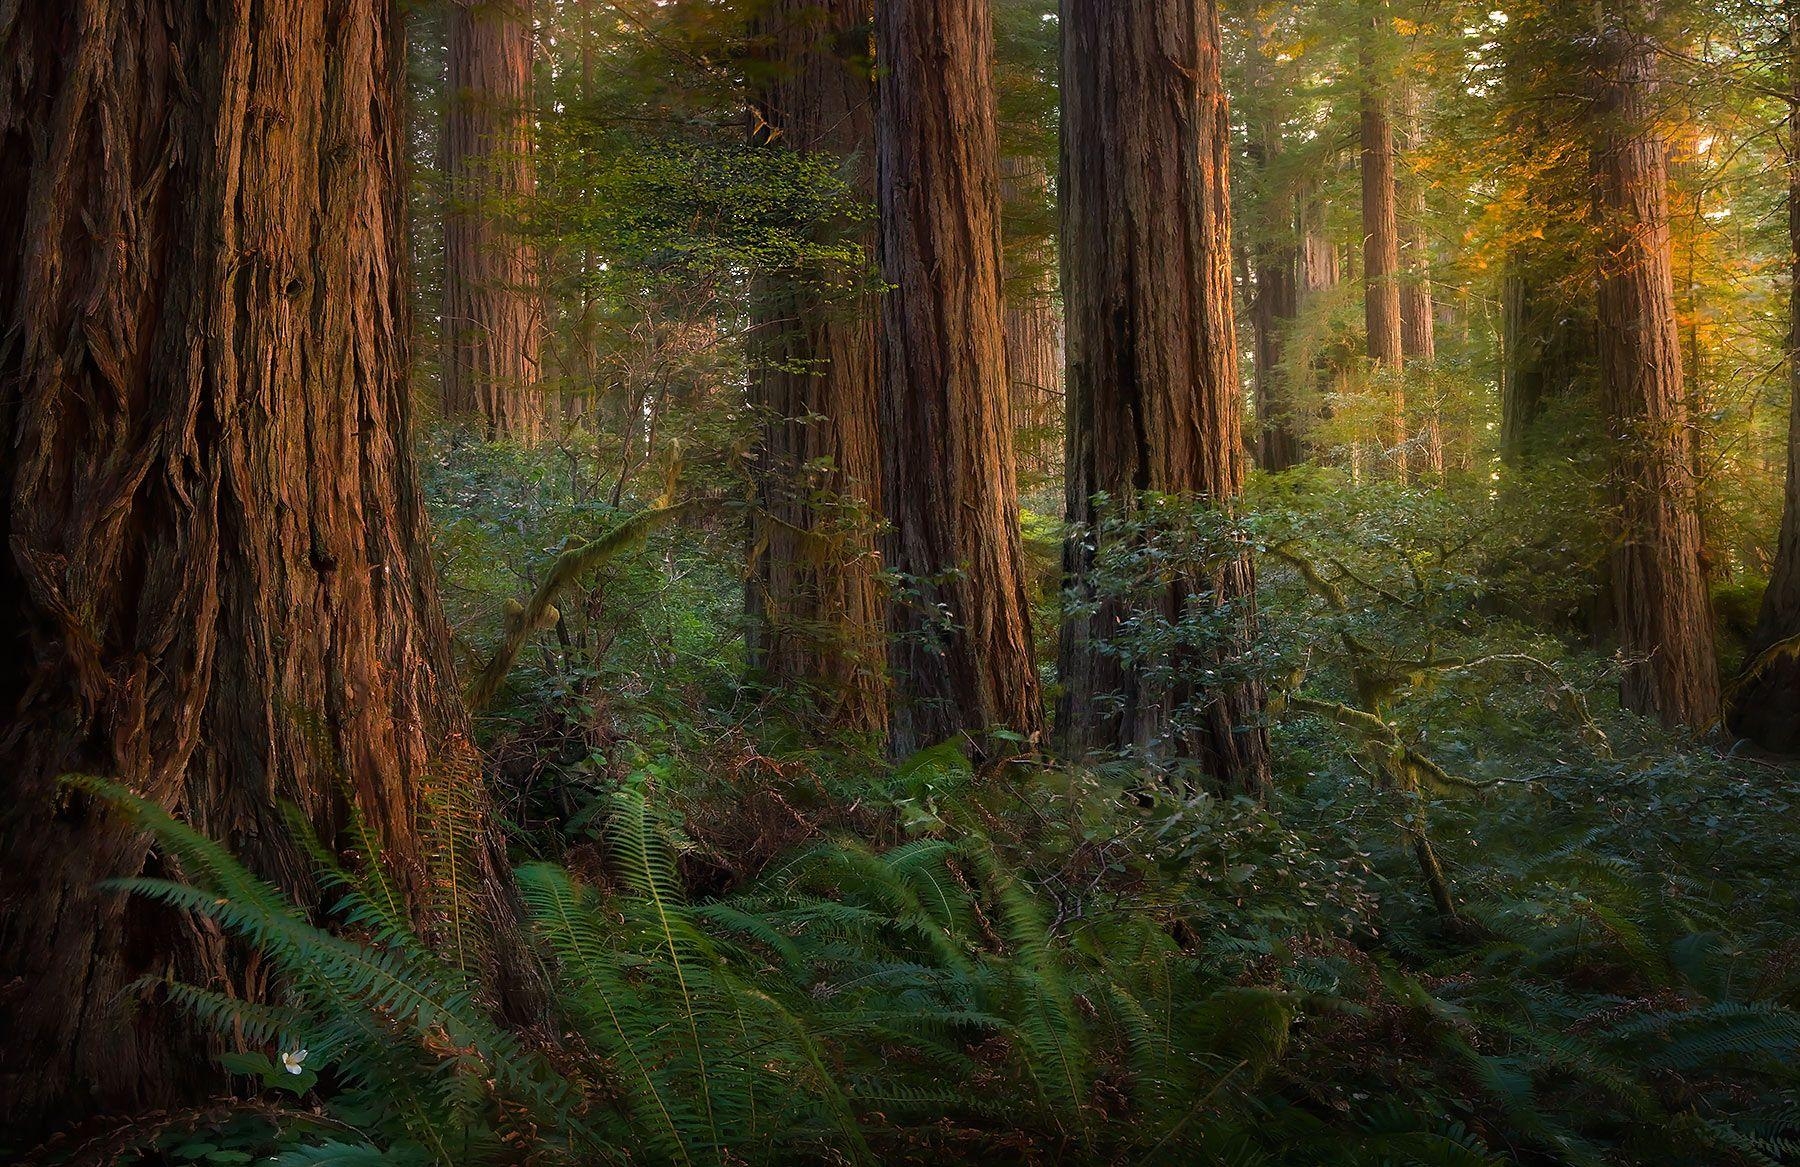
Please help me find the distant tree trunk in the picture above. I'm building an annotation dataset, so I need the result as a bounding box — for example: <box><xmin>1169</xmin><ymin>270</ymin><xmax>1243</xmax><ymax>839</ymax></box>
<box><xmin>1058</xmin><ymin>0</ymin><xmax>1271</xmax><ymax>795</ymax></box>
<box><xmin>1247</xmin><ymin>27</ymin><xmax>1303</xmax><ymax>473</ymax></box>
<box><xmin>0</xmin><ymin>1</ymin><xmax>520</xmax><ymax>1133</ymax></box>
<box><xmin>1302</xmin><ymin>195</ymin><xmax>1342</xmax><ymax>296</ymax></box>
<box><xmin>1590</xmin><ymin>2</ymin><xmax>1722</xmax><ymax>728</ymax></box>
<box><xmin>1253</xmin><ymin>238</ymin><xmax>1304</xmax><ymax>473</ymax></box>
<box><xmin>1731</xmin><ymin>3</ymin><xmax>1800</xmax><ymax>750</ymax></box>
<box><xmin>876</xmin><ymin>0</ymin><xmax>1044</xmax><ymax>757</ymax></box>
<box><xmin>1399</xmin><ymin>82</ymin><xmax>1443</xmax><ymax>476</ymax></box>
<box><xmin>1361</xmin><ymin>2</ymin><xmax>1407</xmax><ymax>478</ymax></box>
<box><xmin>746</xmin><ymin>0</ymin><xmax>887</xmax><ymax>735</ymax></box>
<box><xmin>443</xmin><ymin>0</ymin><xmax>543</xmax><ymax>442</ymax></box>
<box><xmin>1001</xmin><ymin>156</ymin><xmax>1065</xmax><ymax>488</ymax></box>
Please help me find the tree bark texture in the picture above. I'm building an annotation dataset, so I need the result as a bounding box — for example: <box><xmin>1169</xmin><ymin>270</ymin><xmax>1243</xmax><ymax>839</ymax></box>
<box><xmin>746</xmin><ymin>0</ymin><xmax>887</xmax><ymax>735</ymax></box>
<box><xmin>876</xmin><ymin>0</ymin><xmax>1044</xmax><ymax>757</ymax></box>
<box><xmin>0</xmin><ymin>0</ymin><xmax>512</xmax><ymax>1131</ymax></box>
<box><xmin>1058</xmin><ymin>0</ymin><xmax>1271</xmax><ymax>795</ymax></box>
<box><xmin>1730</xmin><ymin>2</ymin><xmax>1800</xmax><ymax>750</ymax></box>
<box><xmin>443</xmin><ymin>0</ymin><xmax>543</xmax><ymax>442</ymax></box>
<box><xmin>1001</xmin><ymin>156</ymin><xmax>1065</xmax><ymax>488</ymax></box>
<box><xmin>1360</xmin><ymin>4</ymin><xmax>1407</xmax><ymax>478</ymax></box>
<box><xmin>1590</xmin><ymin>3</ymin><xmax>1722</xmax><ymax>728</ymax></box>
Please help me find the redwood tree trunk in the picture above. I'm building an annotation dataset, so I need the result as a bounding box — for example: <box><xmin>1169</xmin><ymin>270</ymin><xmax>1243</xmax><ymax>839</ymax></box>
<box><xmin>746</xmin><ymin>0</ymin><xmax>887</xmax><ymax>735</ymax></box>
<box><xmin>1361</xmin><ymin>3</ymin><xmax>1407</xmax><ymax>478</ymax></box>
<box><xmin>876</xmin><ymin>0</ymin><xmax>1044</xmax><ymax>757</ymax></box>
<box><xmin>1590</xmin><ymin>2</ymin><xmax>1723</xmax><ymax>728</ymax></box>
<box><xmin>1253</xmin><ymin>238</ymin><xmax>1304</xmax><ymax>473</ymax></box>
<box><xmin>1058</xmin><ymin>0</ymin><xmax>1271</xmax><ymax>795</ymax></box>
<box><xmin>1001</xmin><ymin>156</ymin><xmax>1065</xmax><ymax>488</ymax></box>
<box><xmin>1399</xmin><ymin>82</ymin><xmax>1443</xmax><ymax>475</ymax></box>
<box><xmin>0</xmin><ymin>0</ymin><xmax>508</xmax><ymax>1131</ymax></box>
<box><xmin>1730</xmin><ymin>2</ymin><xmax>1800</xmax><ymax>750</ymax></box>
<box><xmin>1247</xmin><ymin>27</ymin><xmax>1303</xmax><ymax>473</ymax></box>
<box><xmin>443</xmin><ymin>0</ymin><xmax>543</xmax><ymax>442</ymax></box>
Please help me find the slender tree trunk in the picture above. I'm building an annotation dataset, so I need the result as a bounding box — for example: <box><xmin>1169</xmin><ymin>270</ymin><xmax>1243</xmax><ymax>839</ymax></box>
<box><xmin>1058</xmin><ymin>0</ymin><xmax>1271</xmax><ymax>795</ymax></box>
<box><xmin>443</xmin><ymin>0</ymin><xmax>543</xmax><ymax>442</ymax></box>
<box><xmin>746</xmin><ymin>0</ymin><xmax>887</xmax><ymax>735</ymax></box>
<box><xmin>1247</xmin><ymin>25</ymin><xmax>1303</xmax><ymax>473</ymax></box>
<box><xmin>876</xmin><ymin>0</ymin><xmax>1044</xmax><ymax>757</ymax></box>
<box><xmin>1302</xmin><ymin>194</ymin><xmax>1342</xmax><ymax>296</ymax></box>
<box><xmin>1253</xmin><ymin>238</ymin><xmax>1305</xmax><ymax>473</ymax></box>
<box><xmin>1590</xmin><ymin>1</ymin><xmax>1722</xmax><ymax>728</ymax></box>
<box><xmin>1399</xmin><ymin>82</ymin><xmax>1443</xmax><ymax>476</ymax></box>
<box><xmin>1361</xmin><ymin>2</ymin><xmax>1407</xmax><ymax>479</ymax></box>
<box><xmin>1731</xmin><ymin>2</ymin><xmax>1800</xmax><ymax>750</ymax></box>
<box><xmin>1001</xmin><ymin>156</ymin><xmax>1065</xmax><ymax>488</ymax></box>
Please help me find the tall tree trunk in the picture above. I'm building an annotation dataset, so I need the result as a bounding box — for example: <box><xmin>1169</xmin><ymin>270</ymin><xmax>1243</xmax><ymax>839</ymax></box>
<box><xmin>746</xmin><ymin>0</ymin><xmax>887</xmax><ymax>735</ymax></box>
<box><xmin>1730</xmin><ymin>2</ymin><xmax>1800</xmax><ymax>750</ymax></box>
<box><xmin>1001</xmin><ymin>156</ymin><xmax>1065</xmax><ymax>488</ymax></box>
<box><xmin>1361</xmin><ymin>2</ymin><xmax>1407</xmax><ymax>479</ymax></box>
<box><xmin>0</xmin><ymin>0</ymin><xmax>515</xmax><ymax>1132</ymax></box>
<box><xmin>443</xmin><ymin>0</ymin><xmax>543</xmax><ymax>442</ymax></box>
<box><xmin>1399</xmin><ymin>82</ymin><xmax>1443</xmax><ymax>476</ymax></box>
<box><xmin>876</xmin><ymin>0</ymin><xmax>1044</xmax><ymax>757</ymax></box>
<box><xmin>1590</xmin><ymin>1</ymin><xmax>1722</xmax><ymax>728</ymax></box>
<box><xmin>1253</xmin><ymin>237</ymin><xmax>1304</xmax><ymax>473</ymax></box>
<box><xmin>1247</xmin><ymin>23</ymin><xmax>1303</xmax><ymax>473</ymax></box>
<box><xmin>1058</xmin><ymin>0</ymin><xmax>1271</xmax><ymax>795</ymax></box>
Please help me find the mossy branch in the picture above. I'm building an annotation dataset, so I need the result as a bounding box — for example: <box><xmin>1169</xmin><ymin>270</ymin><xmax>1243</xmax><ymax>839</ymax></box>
<box><xmin>466</xmin><ymin>499</ymin><xmax>712</xmax><ymax>713</ymax></box>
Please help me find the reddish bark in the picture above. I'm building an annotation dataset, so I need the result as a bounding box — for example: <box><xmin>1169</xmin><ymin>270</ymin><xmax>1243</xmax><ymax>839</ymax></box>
<box><xmin>876</xmin><ymin>0</ymin><xmax>1045</xmax><ymax>757</ymax></box>
<box><xmin>1001</xmin><ymin>156</ymin><xmax>1066</xmax><ymax>486</ymax></box>
<box><xmin>443</xmin><ymin>0</ymin><xmax>543</xmax><ymax>441</ymax></box>
<box><xmin>746</xmin><ymin>0</ymin><xmax>887</xmax><ymax>734</ymax></box>
<box><xmin>1730</xmin><ymin>1</ymin><xmax>1800</xmax><ymax>749</ymax></box>
<box><xmin>1399</xmin><ymin>82</ymin><xmax>1443</xmax><ymax>476</ymax></box>
<box><xmin>1361</xmin><ymin>3</ymin><xmax>1407</xmax><ymax>478</ymax></box>
<box><xmin>1058</xmin><ymin>0</ymin><xmax>1270</xmax><ymax>795</ymax></box>
<box><xmin>0</xmin><ymin>0</ymin><xmax>512</xmax><ymax>1131</ymax></box>
<box><xmin>1590</xmin><ymin>2</ymin><xmax>1723</xmax><ymax>728</ymax></box>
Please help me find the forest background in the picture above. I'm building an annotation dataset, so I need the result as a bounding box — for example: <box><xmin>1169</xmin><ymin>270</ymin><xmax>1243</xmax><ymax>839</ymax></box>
<box><xmin>5</xmin><ymin>0</ymin><xmax>1800</xmax><ymax>1164</ymax></box>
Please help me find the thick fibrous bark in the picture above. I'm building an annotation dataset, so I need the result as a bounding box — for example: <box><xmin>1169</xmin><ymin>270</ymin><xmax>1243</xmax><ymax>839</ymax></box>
<box><xmin>1590</xmin><ymin>3</ymin><xmax>1722</xmax><ymax>728</ymax></box>
<box><xmin>1361</xmin><ymin>4</ymin><xmax>1407</xmax><ymax>478</ymax></box>
<box><xmin>746</xmin><ymin>0</ymin><xmax>887</xmax><ymax>734</ymax></box>
<box><xmin>443</xmin><ymin>0</ymin><xmax>542</xmax><ymax>441</ymax></box>
<box><xmin>1001</xmin><ymin>156</ymin><xmax>1065</xmax><ymax>486</ymax></box>
<box><xmin>1731</xmin><ymin>3</ymin><xmax>1800</xmax><ymax>750</ymax></box>
<box><xmin>1058</xmin><ymin>0</ymin><xmax>1270</xmax><ymax>795</ymax></box>
<box><xmin>876</xmin><ymin>0</ymin><xmax>1044</xmax><ymax>756</ymax></box>
<box><xmin>0</xmin><ymin>0</ymin><xmax>507</xmax><ymax>1131</ymax></box>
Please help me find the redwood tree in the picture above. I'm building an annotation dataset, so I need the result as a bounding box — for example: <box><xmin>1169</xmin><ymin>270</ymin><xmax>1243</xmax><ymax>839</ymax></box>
<box><xmin>1246</xmin><ymin>20</ymin><xmax>1304</xmax><ymax>473</ymax></box>
<box><xmin>1589</xmin><ymin>1</ymin><xmax>1722</xmax><ymax>728</ymax></box>
<box><xmin>1731</xmin><ymin>2</ymin><xmax>1800</xmax><ymax>750</ymax></box>
<box><xmin>1058</xmin><ymin>0</ymin><xmax>1271</xmax><ymax>794</ymax></box>
<box><xmin>1361</xmin><ymin>0</ymin><xmax>1407</xmax><ymax>478</ymax></box>
<box><xmin>746</xmin><ymin>0</ymin><xmax>887</xmax><ymax>734</ymax></box>
<box><xmin>876</xmin><ymin>0</ymin><xmax>1044</xmax><ymax>757</ymax></box>
<box><xmin>1001</xmin><ymin>156</ymin><xmax>1065</xmax><ymax>486</ymax></box>
<box><xmin>0</xmin><ymin>0</ymin><xmax>511</xmax><ymax>1130</ymax></box>
<box><xmin>1399</xmin><ymin>81</ymin><xmax>1443</xmax><ymax>475</ymax></box>
<box><xmin>443</xmin><ymin>0</ymin><xmax>543</xmax><ymax>441</ymax></box>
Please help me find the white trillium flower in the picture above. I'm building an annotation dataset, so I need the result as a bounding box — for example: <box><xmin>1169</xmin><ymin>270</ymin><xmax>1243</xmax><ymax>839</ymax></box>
<box><xmin>281</xmin><ymin>1048</ymin><xmax>309</xmax><ymax>1075</ymax></box>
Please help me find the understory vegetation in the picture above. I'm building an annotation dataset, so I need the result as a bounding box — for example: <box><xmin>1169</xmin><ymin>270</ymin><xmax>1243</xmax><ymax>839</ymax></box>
<box><xmin>29</xmin><ymin>458</ymin><xmax>1800</xmax><ymax>1167</ymax></box>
